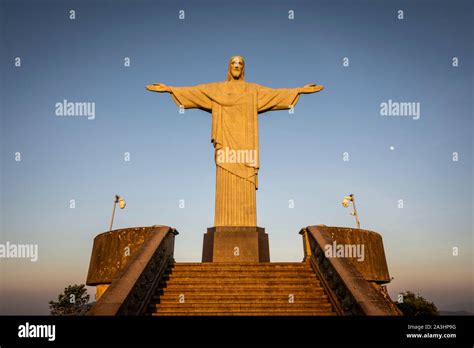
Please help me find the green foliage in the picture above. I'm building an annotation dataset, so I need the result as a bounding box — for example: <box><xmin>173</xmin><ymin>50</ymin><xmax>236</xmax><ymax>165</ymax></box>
<box><xmin>49</xmin><ymin>284</ymin><xmax>90</xmax><ymax>315</ymax></box>
<box><xmin>396</xmin><ymin>291</ymin><xmax>439</xmax><ymax>316</ymax></box>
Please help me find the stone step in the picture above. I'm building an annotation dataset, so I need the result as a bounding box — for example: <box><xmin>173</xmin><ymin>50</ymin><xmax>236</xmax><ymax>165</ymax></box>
<box><xmin>167</xmin><ymin>273</ymin><xmax>315</xmax><ymax>277</ymax></box>
<box><xmin>167</xmin><ymin>270</ymin><xmax>313</xmax><ymax>275</ymax></box>
<box><xmin>148</xmin><ymin>310</ymin><xmax>336</xmax><ymax>317</ymax></box>
<box><xmin>174</xmin><ymin>262</ymin><xmax>307</xmax><ymax>265</ymax></box>
<box><xmin>152</xmin><ymin>303</ymin><xmax>331</xmax><ymax>309</ymax></box>
<box><xmin>170</xmin><ymin>268</ymin><xmax>314</xmax><ymax>275</ymax></box>
<box><xmin>164</xmin><ymin>277</ymin><xmax>318</xmax><ymax>282</ymax></box>
<box><xmin>150</xmin><ymin>308</ymin><xmax>336</xmax><ymax>316</ymax></box>
<box><xmin>161</xmin><ymin>277</ymin><xmax>320</xmax><ymax>285</ymax></box>
<box><xmin>162</xmin><ymin>277</ymin><xmax>319</xmax><ymax>285</ymax></box>
<box><xmin>164</xmin><ymin>276</ymin><xmax>317</xmax><ymax>282</ymax></box>
<box><xmin>158</xmin><ymin>284</ymin><xmax>323</xmax><ymax>291</ymax></box>
<box><xmin>150</xmin><ymin>303</ymin><xmax>333</xmax><ymax>311</ymax></box>
<box><xmin>170</xmin><ymin>263</ymin><xmax>309</xmax><ymax>270</ymax></box>
<box><xmin>171</xmin><ymin>263</ymin><xmax>310</xmax><ymax>268</ymax></box>
<box><xmin>167</xmin><ymin>271</ymin><xmax>314</xmax><ymax>275</ymax></box>
<box><xmin>160</xmin><ymin>283</ymin><xmax>320</xmax><ymax>289</ymax></box>
<box><xmin>152</xmin><ymin>297</ymin><xmax>329</xmax><ymax>305</ymax></box>
<box><xmin>156</xmin><ymin>289</ymin><xmax>326</xmax><ymax>300</ymax></box>
<box><xmin>154</xmin><ymin>293</ymin><xmax>328</xmax><ymax>301</ymax></box>
<box><xmin>165</xmin><ymin>276</ymin><xmax>317</xmax><ymax>282</ymax></box>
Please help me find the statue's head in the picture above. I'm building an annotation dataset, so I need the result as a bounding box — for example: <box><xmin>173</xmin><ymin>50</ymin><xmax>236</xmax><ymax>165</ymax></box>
<box><xmin>227</xmin><ymin>56</ymin><xmax>245</xmax><ymax>81</ymax></box>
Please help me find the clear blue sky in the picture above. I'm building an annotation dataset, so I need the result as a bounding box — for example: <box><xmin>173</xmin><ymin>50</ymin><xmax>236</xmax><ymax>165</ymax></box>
<box><xmin>1</xmin><ymin>0</ymin><xmax>472</xmax><ymax>314</ymax></box>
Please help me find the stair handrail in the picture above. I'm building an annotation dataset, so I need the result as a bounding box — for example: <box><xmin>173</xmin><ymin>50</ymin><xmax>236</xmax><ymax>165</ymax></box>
<box><xmin>88</xmin><ymin>226</ymin><xmax>178</xmax><ymax>315</ymax></box>
<box><xmin>301</xmin><ymin>226</ymin><xmax>402</xmax><ymax>316</ymax></box>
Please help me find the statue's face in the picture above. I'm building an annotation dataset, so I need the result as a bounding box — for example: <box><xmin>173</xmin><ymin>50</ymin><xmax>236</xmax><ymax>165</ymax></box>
<box><xmin>230</xmin><ymin>57</ymin><xmax>244</xmax><ymax>79</ymax></box>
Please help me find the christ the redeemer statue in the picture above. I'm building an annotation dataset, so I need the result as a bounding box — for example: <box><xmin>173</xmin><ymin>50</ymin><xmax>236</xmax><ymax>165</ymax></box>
<box><xmin>146</xmin><ymin>56</ymin><xmax>323</xmax><ymax>228</ymax></box>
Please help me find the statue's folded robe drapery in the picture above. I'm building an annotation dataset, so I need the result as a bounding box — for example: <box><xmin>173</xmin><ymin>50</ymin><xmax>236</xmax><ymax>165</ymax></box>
<box><xmin>169</xmin><ymin>81</ymin><xmax>301</xmax><ymax>189</ymax></box>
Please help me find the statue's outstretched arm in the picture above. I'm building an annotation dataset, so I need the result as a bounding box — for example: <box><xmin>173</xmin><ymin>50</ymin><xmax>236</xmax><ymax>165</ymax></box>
<box><xmin>147</xmin><ymin>83</ymin><xmax>213</xmax><ymax>111</ymax></box>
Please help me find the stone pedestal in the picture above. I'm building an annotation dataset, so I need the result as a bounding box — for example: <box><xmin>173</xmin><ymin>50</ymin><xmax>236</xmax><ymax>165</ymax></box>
<box><xmin>202</xmin><ymin>226</ymin><xmax>270</xmax><ymax>262</ymax></box>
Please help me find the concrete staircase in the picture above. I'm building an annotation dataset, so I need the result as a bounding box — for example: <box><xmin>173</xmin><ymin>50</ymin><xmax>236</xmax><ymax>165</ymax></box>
<box><xmin>147</xmin><ymin>262</ymin><xmax>336</xmax><ymax>316</ymax></box>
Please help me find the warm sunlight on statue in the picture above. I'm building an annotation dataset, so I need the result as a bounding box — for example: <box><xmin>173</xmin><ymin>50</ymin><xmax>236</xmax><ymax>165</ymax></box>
<box><xmin>146</xmin><ymin>56</ymin><xmax>323</xmax><ymax>227</ymax></box>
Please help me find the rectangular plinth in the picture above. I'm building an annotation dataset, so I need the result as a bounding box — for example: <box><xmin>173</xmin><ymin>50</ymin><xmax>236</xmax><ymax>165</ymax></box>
<box><xmin>202</xmin><ymin>226</ymin><xmax>270</xmax><ymax>262</ymax></box>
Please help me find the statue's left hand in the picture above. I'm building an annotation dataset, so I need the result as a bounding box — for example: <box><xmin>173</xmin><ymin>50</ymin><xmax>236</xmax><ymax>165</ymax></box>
<box><xmin>145</xmin><ymin>83</ymin><xmax>170</xmax><ymax>93</ymax></box>
<box><xmin>300</xmin><ymin>84</ymin><xmax>324</xmax><ymax>94</ymax></box>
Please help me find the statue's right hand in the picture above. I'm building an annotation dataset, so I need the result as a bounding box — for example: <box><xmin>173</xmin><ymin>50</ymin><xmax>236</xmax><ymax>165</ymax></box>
<box><xmin>300</xmin><ymin>84</ymin><xmax>324</xmax><ymax>94</ymax></box>
<box><xmin>146</xmin><ymin>83</ymin><xmax>170</xmax><ymax>93</ymax></box>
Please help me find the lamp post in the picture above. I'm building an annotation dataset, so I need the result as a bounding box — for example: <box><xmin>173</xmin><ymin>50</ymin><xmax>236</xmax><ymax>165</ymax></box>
<box><xmin>109</xmin><ymin>194</ymin><xmax>126</xmax><ymax>231</ymax></box>
<box><xmin>342</xmin><ymin>193</ymin><xmax>360</xmax><ymax>229</ymax></box>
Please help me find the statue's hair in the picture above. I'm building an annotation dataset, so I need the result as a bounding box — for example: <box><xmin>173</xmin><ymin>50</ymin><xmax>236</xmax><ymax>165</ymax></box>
<box><xmin>227</xmin><ymin>56</ymin><xmax>245</xmax><ymax>81</ymax></box>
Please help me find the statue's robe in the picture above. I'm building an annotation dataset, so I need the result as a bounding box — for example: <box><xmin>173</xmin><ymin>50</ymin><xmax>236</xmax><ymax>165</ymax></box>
<box><xmin>169</xmin><ymin>80</ymin><xmax>301</xmax><ymax>226</ymax></box>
